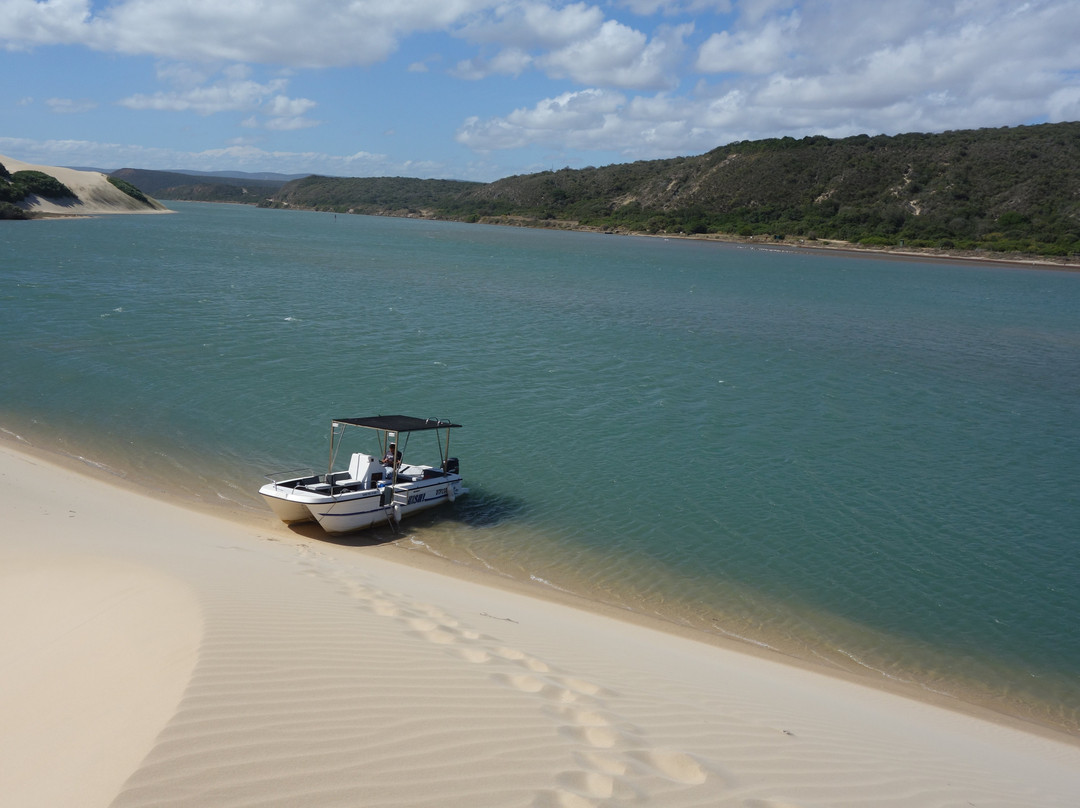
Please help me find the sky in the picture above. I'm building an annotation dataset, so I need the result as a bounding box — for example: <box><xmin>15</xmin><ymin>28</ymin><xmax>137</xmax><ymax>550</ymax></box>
<box><xmin>1</xmin><ymin>0</ymin><xmax>1079</xmax><ymax>182</ymax></box>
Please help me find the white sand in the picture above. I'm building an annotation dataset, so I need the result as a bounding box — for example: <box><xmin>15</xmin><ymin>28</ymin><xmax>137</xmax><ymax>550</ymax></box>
<box><xmin>1</xmin><ymin>155</ymin><xmax>169</xmax><ymax>216</ymax></box>
<box><xmin>2</xmin><ymin>441</ymin><xmax>1078</xmax><ymax>808</ymax></box>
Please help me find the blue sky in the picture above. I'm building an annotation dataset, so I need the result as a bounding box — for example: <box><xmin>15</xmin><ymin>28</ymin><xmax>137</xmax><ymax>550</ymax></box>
<box><xmin>2</xmin><ymin>0</ymin><xmax>1078</xmax><ymax>181</ymax></box>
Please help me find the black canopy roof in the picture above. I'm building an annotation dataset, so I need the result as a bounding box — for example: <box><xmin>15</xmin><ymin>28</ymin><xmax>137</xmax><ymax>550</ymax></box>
<box><xmin>332</xmin><ymin>415</ymin><xmax>462</xmax><ymax>432</ymax></box>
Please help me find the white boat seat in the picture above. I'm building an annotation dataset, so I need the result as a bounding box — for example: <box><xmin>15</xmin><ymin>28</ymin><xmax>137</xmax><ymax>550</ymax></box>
<box><xmin>347</xmin><ymin>453</ymin><xmax>382</xmax><ymax>488</ymax></box>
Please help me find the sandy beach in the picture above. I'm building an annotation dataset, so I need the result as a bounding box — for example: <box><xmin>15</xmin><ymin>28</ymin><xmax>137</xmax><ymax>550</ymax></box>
<box><xmin>2</xmin><ymin>440</ymin><xmax>1079</xmax><ymax>808</ymax></box>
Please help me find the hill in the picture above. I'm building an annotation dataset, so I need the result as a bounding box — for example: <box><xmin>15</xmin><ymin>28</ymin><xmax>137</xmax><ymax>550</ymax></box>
<box><xmin>109</xmin><ymin>168</ymin><xmax>291</xmax><ymax>204</ymax></box>
<box><xmin>256</xmin><ymin>122</ymin><xmax>1080</xmax><ymax>259</ymax></box>
<box><xmin>259</xmin><ymin>175</ymin><xmax>484</xmax><ymax>216</ymax></box>
<box><xmin>443</xmin><ymin>122</ymin><xmax>1080</xmax><ymax>258</ymax></box>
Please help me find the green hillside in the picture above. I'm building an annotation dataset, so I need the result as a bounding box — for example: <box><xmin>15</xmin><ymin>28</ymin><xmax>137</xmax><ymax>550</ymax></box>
<box><xmin>112</xmin><ymin>122</ymin><xmax>1080</xmax><ymax>259</ymax></box>
<box><xmin>260</xmin><ymin>175</ymin><xmax>484</xmax><ymax>215</ymax></box>
<box><xmin>441</xmin><ymin>122</ymin><xmax>1080</xmax><ymax>257</ymax></box>
<box><xmin>110</xmin><ymin>168</ymin><xmax>288</xmax><ymax>203</ymax></box>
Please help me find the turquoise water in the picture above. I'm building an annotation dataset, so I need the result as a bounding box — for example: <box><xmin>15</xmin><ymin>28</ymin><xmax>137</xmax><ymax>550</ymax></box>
<box><xmin>3</xmin><ymin>202</ymin><xmax>1078</xmax><ymax>731</ymax></box>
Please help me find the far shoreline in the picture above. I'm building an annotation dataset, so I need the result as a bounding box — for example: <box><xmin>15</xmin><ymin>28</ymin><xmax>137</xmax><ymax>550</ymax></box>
<box><xmin>184</xmin><ymin>198</ymin><xmax>1080</xmax><ymax>272</ymax></box>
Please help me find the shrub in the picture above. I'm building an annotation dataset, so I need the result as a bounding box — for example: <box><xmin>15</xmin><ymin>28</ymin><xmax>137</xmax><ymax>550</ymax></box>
<box><xmin>0</xmin><ymin>201</ymin><xmax>28</xmax><ymax>219</ymax></box>
<box><xmin>0</xmin><ymin>179</ymin><xmax>26</xmax><ymax>203</ymax></box>
<box><xmin>12</xmin><ymin>170</ymin><xmax>76</xmax><ymax>199</ymax></box>
<box><xmin>107</xmin><ymin>176</ymin><xmax>149</xmax><ymax>203</ymax></box>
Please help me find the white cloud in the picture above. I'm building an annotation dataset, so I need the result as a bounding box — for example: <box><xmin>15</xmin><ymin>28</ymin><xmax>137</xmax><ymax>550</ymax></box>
<box><xmin>457</xmin><ymin>89</ymin><xmax>628</xmax><ymax>150</ymax></box>
<box><xmin>695</xmin><ymin>10</ymin><xmax>797</xmax><ymax>74</ymax></box>
<box><xmin>117</xmin><ymin>64</ymin><xmax>318</xmax><ymax>129</ymax></box>
<box><xmin>45</xmin><ymin>97</ymin><xmax>98</xmax><ymax>114</ymax></box>
<box><xmin>455</xmin><ymin>6</ymin><xmax>689</xmax><ymax>89</ymax></box>
<box><xmin>540</xmin><ymin>21</ymin><xmax>691</xmax><ymax>90</ymax></box>
<box><xmin>0</xmin><ymin>0</ymin><xmax>93</xmax><ymax>49</ymax></box>
<box><xmin>120</xmin><ymin>79</ymin><xmax>283</xmax><ymax>115</ymax></box>
<box><xmin>265</xmin><ymin>95</ymin><xmax>317</xmax><ymax>118</ymax></box>
<box><xmin>614</xmin><ymin>0</ymin><xmax>732</xmax><ymax>13</ymax></box>
<box><xmin>0</xmin><ymin>0</ymin><xmax>504</xmax><ymax>67</ymax></box>
<box><xmin>0</xmin><ymin>135</ymin><xmax>432</xmax><ymax>177</ymax></box>
<box><xmin>460</xmin><ymin>1</ymin><xmax>604</xmax><ymax>49</ymax></box>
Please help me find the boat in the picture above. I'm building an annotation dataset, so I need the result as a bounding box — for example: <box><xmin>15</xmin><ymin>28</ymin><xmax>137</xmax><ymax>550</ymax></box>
<box><xmin>259</xmin><ymin>415</ymin><xmax>466</xmax><ymax>534</ymax></box>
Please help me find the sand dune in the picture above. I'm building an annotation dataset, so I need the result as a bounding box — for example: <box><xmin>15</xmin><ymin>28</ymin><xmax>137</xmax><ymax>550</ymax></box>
<box><xmin>2</xmin><ymin>441</ymin><xmax>1078</xmax><ymax>807</ymax></box>
<box><xmin>1</xmin><ymin>155</ymin><xmax>168</xmax><ymax>216</ymax></box>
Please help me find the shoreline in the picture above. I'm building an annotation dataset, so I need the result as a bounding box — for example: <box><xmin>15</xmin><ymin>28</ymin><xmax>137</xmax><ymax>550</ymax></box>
<box><xmin>239</xmin><ymin>200</ymin><xmax>1080</xmax><ymax>271</ymax></box>
<box><xmin>493</xmin><ymin>218</ymin><xmax>1080</xmax><ymax>271</ymax></box>
<box><xmin>4</xmin><ymin>437</ymin><xmax>1080</xmax><ymax>807</ymax></box>
<box><xmin>4</xmin><ymin>429</ymin><xmax>1078</xmax><ymax>744</ymax></box>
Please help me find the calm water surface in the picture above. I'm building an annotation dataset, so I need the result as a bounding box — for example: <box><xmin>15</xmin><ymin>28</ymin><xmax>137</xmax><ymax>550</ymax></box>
<box><xmin>3</xmin><ymin>202</ymin><xmax>1078</xmax><ymax>732</ymax></box>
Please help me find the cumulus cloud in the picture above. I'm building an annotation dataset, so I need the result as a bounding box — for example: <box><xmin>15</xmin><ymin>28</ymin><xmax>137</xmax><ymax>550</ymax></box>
<box><xmin>457</xmin><ymin>89</ymin><xmax>628</xmax><ymax>151</ymax></box>
<box><xmin>453</xmin><ymin>3</ymin><xmax>687</xmax><ymax>89</ymax></box>
<box><xmin>540</xmin><ymin>21</ymin><xmax>691</xmax><ymax>89</ymax></box>
<box><xmin>118</xmin><ymin>64</ymin><xmax>318</xmax><ymax>129</ymax></box>
<box><xmin>0</xmin><ymin>0</ymin><xmax>502</xmax><ymax>66</ymax></box>
<box><xmin>459</xmin><ymin>1</ymin><xmax>604</xmax><ymax>49</ymax></box>
<box><xmin>695</xmin><ymin>10</ymin><xmax>797</xmax><ymax>74</ymax></box>
<box><xmin>460</xmin><ymin>0</ymin><xmax>1080</xmax><ymax>161</ymax></box>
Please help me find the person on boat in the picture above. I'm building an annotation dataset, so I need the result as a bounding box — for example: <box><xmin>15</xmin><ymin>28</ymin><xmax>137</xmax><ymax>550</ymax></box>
<box><xmin>382</xmin><ymin>443</ymin><xmax>401</xmax><ymax>478</ymax></box>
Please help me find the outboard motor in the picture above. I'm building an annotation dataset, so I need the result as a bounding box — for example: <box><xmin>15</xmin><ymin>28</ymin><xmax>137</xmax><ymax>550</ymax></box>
<box><xmin>444</xmin><ymin>457</ymin><xmax>459</xmax><ymax>474</ymax></box>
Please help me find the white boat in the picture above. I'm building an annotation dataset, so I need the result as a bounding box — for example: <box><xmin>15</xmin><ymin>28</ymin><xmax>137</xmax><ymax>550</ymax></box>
<box><xmin>259</xmin><ymin>415</ymin><xmax>466</xmax><ymax>534</ymax></box>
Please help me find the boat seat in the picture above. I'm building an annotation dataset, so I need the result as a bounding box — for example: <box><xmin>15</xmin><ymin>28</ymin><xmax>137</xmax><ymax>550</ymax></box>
<box><xmin>346</xmin><ymin>453</ymin><xmax>382</xmax><ymax>488</ymax></box>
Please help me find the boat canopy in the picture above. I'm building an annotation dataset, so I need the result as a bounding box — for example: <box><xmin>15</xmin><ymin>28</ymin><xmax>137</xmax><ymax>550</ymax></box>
<box><xmin>331</xmin><ymin>415</ymin><xmax>462</xmax><ymax>433</ymax></box>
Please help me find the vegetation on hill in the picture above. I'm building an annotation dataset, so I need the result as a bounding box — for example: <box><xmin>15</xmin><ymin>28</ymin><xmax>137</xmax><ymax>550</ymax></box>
<box><xmin>257</xmin><ymin>175</ymin><xmax>483</xmax><ymax>215</ymax></box>
<box><xmin>0</xmin><ymin>163</ymin><xmax>76</xmax><ymax>208</ymax></box>
<box><xmin>110</xmin><ymin>168</ymin><xmax>288</xmax><ymax>203</ymax></box>
<box><xmin>103</xmin><ymin>122</ymin><xmax>1080</xmax><ymax>259</ymax></box>
<box><xmin>440</xmin><ymin>122</ymin><xmax>1080</xmax><ymax>257</ymax></box>
<box><xmin>256</xmin><ymin>122</ymin><xmax>1080</xmax><ymax>259</ymax></box>
<box><xmin>107</xmin><ymin>175</ymin><xmax>150</xmax><ymax>204</ymax></box>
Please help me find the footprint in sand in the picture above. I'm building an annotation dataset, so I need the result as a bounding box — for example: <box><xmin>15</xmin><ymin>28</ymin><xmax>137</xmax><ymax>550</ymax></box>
<box><xmin>493</xmin><ymin>647</ymin><xmax>551</xmax><ymax>672</ymax></box>
<box><xmin>559</xmin><ymin>724</ymin><xmax>626</xmax><ymax>749</ymax></box>
<box><xmin>546</xmin><ymin>705</ymin><xmax>610</xmax><ymax>725</ymax></box>
<box><xmin>628</xmin><ymin>749</ymin><xmax>708</xmax><ymax>785</ymax></box>
<box><xmin>370</xmin><ymin>599</ymin><xmax>402</xmax><ymax>617</ymax></box>
<box><xmin>451</xmin><ymin>647</ymin><xmax>493</xmax><ymax>664</ymax></box>
<box><xmin>572</xmin><ymin>749</ymin><xmax>628</xmax><ymax>776</ymax></box>
<box><xmin>555</xmin><ymin>770</ymin><xmax>620</xmax><ymax>800</ymax></box>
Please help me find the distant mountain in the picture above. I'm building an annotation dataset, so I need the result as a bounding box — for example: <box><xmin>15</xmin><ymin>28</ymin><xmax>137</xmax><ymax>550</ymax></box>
<box><xmin>110</xmin><ymin>168</ymin><xmax>294</xmax><ymax>203</ymax></box>
<box><xmin>260</xmin><ymin>175</ymin><xmax>484</xmax><ymax>216</ymax></box>
<box><xmin>162</xmin><ymin>169</ymin><xmax>311</xmax><ymax>181</ymax></box>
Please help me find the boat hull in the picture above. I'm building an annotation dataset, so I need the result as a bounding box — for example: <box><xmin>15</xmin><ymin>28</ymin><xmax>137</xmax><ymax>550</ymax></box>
<box><xmin>259</xmin><ymin>485</ymin><xmax>320</xmax><ymax>524</ymax></box>
<box><xmin>259</xmin><ymin>475</ymin><xmax>466</xmax><ymax>534</ymax></box>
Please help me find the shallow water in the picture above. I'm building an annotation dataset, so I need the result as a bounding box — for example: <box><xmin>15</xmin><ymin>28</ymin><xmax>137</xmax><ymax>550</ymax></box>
<box><xmin>3</xmin><ymin>202</ymin><xmax>1078</xmax><ymax>731</ymax></box>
